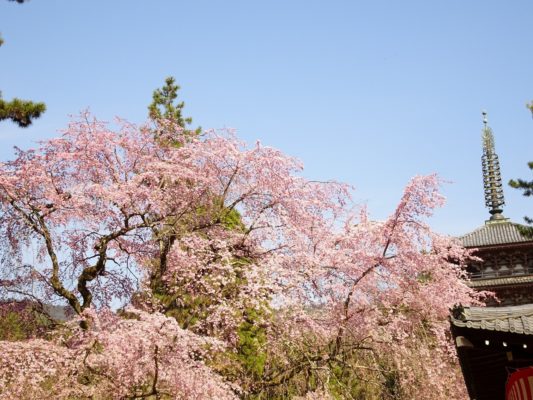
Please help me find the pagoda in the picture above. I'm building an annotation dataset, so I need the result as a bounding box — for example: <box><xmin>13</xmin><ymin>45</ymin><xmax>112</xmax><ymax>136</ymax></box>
<box><xmin>451</xmin><ymin>112</ymin><xmax>533</xmax><ymax>400</ymax></box>
<box><xmin>460</xmin><ymin>111</ymin><xmax>533</xmax><ymax>306</ymax></box>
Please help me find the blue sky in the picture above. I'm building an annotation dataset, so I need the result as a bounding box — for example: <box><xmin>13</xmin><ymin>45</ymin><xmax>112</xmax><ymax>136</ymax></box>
<box><xmin>1</xmin><ymin>0</ymin><xmax>532</xmax><ymax>236</ymax></box>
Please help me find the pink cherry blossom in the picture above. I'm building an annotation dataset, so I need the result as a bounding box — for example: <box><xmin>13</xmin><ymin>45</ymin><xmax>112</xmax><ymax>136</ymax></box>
<box><xmin>0</xmin><ymin>114</ymin><xmax>481</xmax><ymax>398</ymax></box>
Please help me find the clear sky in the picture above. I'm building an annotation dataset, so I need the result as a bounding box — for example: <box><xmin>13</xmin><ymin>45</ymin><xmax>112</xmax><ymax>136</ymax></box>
<box><xmin>1</xmin><ymin>0</ymin><xmax>532</xmax><ymax>236</ymax></box>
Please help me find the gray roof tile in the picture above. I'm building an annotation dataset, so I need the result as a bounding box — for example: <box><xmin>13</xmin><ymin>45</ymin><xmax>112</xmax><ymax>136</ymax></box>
<box><xmin>459</xmin><ymin>220</ymin><xmax>533</xmax><ymax>248</ymax></box>
<box><xmin>451</xmin><ymin>304</ymin><xmax>533</xmax><ymax>335</ymax></box>
<box><xmin>468</xmin><ymin>275</ymin><xmax>533</xmax><ymax>288</ymax></box>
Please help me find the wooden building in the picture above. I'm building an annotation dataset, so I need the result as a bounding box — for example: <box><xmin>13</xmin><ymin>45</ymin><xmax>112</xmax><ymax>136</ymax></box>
<box><xmin>461</xmin><ymin>220</ymin><xmax>533</xmax><ymax>306</ymax></box>
<box><xmin>451</xmin><ymin>305</ymin><xmax>533</xmax><ymax>399</ymax></box>
<box><xmin>451</xmin><ymin>113</ymin><xmax>533</xmax><ymax>400</ymax></box>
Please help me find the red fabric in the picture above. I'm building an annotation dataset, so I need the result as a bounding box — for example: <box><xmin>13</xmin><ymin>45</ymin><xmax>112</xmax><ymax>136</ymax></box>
<box><xmin>506</xmin><ymin>368</ymin><xmax>533</xmax><ymax>400</ymax></box>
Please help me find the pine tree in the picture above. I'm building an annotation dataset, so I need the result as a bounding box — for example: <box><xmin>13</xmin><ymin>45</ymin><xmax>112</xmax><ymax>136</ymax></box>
<box><xmin>0</xmin><ymin>0</ymin><xmax>46</xmax><ymax>128</ymax></box>
<box><xmin>147</xmin><ymin>79</ymin><xmax>269</xmax><ymax>391</ymax></box>
<box><xmin>508</xmin><ymin>102</ymin><xmax>533</xmax><ymax>236</ymax></box>
<box><xmin>0</xmin><ymin>96</ymin><xmax>46</xmax><ymax>128</ymax></box>
<box><xmin>148</xmin><ymin>77</ymin><xmax>200</xmax><ymax>136</ymax></box>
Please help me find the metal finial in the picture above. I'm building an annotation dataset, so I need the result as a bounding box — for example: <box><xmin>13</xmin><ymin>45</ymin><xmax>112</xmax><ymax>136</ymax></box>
<box><xmin>480</xmin><ymin>111</ymin><xmax>505</xmax><ymax>221</ymax></box>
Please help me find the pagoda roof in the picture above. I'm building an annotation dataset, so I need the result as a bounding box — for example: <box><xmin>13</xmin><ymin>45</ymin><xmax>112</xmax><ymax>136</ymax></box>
<box><xmin>459</xmin><ymin>220</ymin><xmax>533</xmax><ymax>248</ymax></box>
<box><xmin>451</xmin><ymin>304</ymin><xmax>533</xmax><ymax>335</ymax></box>
<box><xmin>468</xmin><ymin>274</ymin><xmax>533</xmax><ymax>289</ymax></box>
<box><xmin>451</xmin><ymin>304</ymin><xmax>533</xmax><ymax>400</ymax></box>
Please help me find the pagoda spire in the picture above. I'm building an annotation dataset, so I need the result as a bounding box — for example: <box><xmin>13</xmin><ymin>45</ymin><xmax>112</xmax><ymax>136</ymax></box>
<box><xmin>481</xmin><ymin>111</ymin><xmax>506</xmax><ymax>221</ymax></box>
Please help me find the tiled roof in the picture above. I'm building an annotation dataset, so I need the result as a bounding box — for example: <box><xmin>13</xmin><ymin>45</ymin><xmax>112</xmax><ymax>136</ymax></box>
<box><xmin>468</xmin><ymin>275</ymin><xmax>533</xmax><ymax>288</ymax></box>
<box><xmin>451</xmin><ymin>304</ymin><xmax>533</xmax><ymax>335</ymax></box>
<box><xmin>459</xmin><ymin>220</ymin><xmax>533</xmax><ymax>248</ymax></box>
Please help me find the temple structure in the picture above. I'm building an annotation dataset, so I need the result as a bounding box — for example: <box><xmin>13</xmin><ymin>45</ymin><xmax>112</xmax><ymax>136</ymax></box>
<box><xmin>450</xmin><ymin>112</ymin><xmax>533</xmax><ymax>400</ymax></box>
<box><xmin>460</xmin><ymin>112</ymin><xmax>533</xmax><ymax>306</ymax></box>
